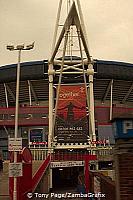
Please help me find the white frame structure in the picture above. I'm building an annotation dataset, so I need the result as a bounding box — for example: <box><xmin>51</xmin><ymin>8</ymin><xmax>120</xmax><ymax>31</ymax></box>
<box><xmin>48</xmin><ymin>1</ymin><xmax>96</xmax><ymax>153</ymax></box>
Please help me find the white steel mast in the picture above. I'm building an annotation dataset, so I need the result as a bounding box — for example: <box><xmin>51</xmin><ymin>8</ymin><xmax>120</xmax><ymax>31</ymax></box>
<box><xmin>48</xmin><ymin>0</ymin><xmax>96</xmax><ymax>154</ymax></box>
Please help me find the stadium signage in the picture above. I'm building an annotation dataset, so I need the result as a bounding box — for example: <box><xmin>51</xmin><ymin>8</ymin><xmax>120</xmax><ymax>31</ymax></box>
<box><xmin>8</xmin><ymin>138</ymin><xmax>22</xmax><ymax>151</ymax></box>
<box><xmin>9</xmin><ymin>163</ymin><xmax>23</xmax><ymax>177</ymax></box>
<box><xmin>55</xmin><ymin>85</ymin><xmax>88</xmax><ymax>143</ymax></box>
<box><xmin>31</xmin><ymin>141</ymin><xmax>47</xmax><ymax>145</ymax></box>
<box><xmin>51</xmin><ymin>161</ymin><xmax>84</xmax><ymax>168</ymax></box>
<box><xmin>91</xmin><ymin>139</ymin><xmax>109</xmax><ymax>145</ymax></box>
<box><xmin>59</xmin><ymin>91</ymin><xmax>79</xmax><ymax>98</ymax></box>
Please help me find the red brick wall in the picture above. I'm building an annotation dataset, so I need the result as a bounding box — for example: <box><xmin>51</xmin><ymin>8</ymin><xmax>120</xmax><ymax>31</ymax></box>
<box><xmin>118</xmin><ymin>153</ymin><xmax>133</xmax><ymax>200</ymax></box>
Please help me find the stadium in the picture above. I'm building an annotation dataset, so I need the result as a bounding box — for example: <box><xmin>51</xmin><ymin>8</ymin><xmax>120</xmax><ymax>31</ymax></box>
<box><xmin>0</xmin><ymin>1</ymin><xmax>133</xmax><ymax>199</ymax></box>
<box><xmin>0</xmin><ymin>58</ymin><xmax>133</xmax><ymax>158</ymax></box>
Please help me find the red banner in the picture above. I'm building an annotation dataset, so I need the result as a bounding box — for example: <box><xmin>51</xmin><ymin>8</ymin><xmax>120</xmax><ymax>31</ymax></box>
<box><xmin>55</xmin><ymin>85</ymin><xmax>88</xmax><ymax>143</ymax></box>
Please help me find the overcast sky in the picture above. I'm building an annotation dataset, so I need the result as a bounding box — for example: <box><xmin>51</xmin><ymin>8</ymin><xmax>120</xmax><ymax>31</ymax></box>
<box><xmin>0</xmin><ymin>0</ymin><xmax>133</xmax><ymax>66</ymax></box>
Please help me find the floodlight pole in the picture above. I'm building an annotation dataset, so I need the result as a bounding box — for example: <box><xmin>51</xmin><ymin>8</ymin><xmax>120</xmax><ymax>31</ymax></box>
<box><xmin>14</xmin><ymin>49</ymin><xmax>21</xmax><ymax>140</ymax></box>
<box><xmin>13</xmin><ymin>49</ymin><xmax>21</xmax><ymax>200</ymax></box>
<box><xmin>48</xmin><ymin>63</ymin><xmax>54</xmax><ymax>190</ymax></box>
<box><xmin>7</xmin><ymin>43</ymin><xmax>34</xmax><ymax>200</ymax></box>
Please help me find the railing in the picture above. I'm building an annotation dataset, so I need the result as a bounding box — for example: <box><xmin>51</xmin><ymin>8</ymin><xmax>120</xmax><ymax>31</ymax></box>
<box><xmin>32</xmin><ymin>155</ymin><xmax>50</xmax><ymax>192</ymax></box>
<box><xmin>90</xmin><ymin>171</ymin><xmax>116</xmax><ymax>200</ymax></box>
<box><xmin>51</xmin><ymin>152</ymin><xmax>85</xmax><ymax>161</ymax></box>
<box><xmin>30</xmin><ymin>147</ymin><xmax>113</xmax><ymax>161</ymax></box>
<box><xmin>96</xmin><ymin>147</ymin><xmax>113</xmax><ymax>156</ymax></box>
<box><xmin>30</xmin><ymin>148</ymin><xmax>48</xmax><ymax>161</ymax></box>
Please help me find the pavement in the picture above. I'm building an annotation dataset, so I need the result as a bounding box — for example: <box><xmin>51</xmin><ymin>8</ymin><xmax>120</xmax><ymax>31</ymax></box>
<box><xmin>0</xmin><ymin>161</ymin><xmax>9</xmax><ymax>199</ymax></box>
<box><xmin>0</xmin><ymin>160</ymin><xmax>42</xmax><ymax>200</ymax></box>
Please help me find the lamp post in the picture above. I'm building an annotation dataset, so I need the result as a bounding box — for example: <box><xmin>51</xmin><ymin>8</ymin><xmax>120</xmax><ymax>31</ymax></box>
<box><xmin>7</xmin><ymin>42</ymin><xmax>34</xmax><ymax>200</ymax></box>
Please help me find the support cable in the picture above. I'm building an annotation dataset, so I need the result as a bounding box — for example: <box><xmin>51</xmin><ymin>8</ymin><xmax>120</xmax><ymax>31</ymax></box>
<box><xmin>28</xmin><ymin>80</ymin><xmax>32</xmax><ymax>106</ymax></box>
<box><xmin>53</xmin><ymin>30</ymin><xmax>69</xmax><ymax>132</ymax></box>
<box><xmin>4</xmin><ymin>83</ymin><xmax>9</xmax><ymax>108</ymax></box>
<box><xmin>77</xmin><ymin>29</ymin><xmax>90</xmax><ymax>113</ymax></box>
<box><xmin>110</xmin><ymin>79</ymin><xmax>113</xmax><ymax>121</ymax></box>
<box><xmin>3</xmin><ymin>83</ymin><xmax>9</xmax><ymax>137</ymax></box>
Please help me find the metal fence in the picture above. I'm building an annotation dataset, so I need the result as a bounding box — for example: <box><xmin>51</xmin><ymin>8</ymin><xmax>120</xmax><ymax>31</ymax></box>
<box><xmin>30</xmin><ymin>147</ymin><xmax>113</xmax><ymax>161</ymax></box>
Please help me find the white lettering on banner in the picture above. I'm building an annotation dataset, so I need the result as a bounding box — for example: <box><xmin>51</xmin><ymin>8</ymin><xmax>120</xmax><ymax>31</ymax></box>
<box><xmin>57</xmin><ymin>127</ymin><xmax>83</xmax><ymax>131</ymax></box>
<box><xmin>59</xmin><ymin>92</ymin><xmax>79</xmax><ymax>99</ymax></box>
<box><xmin>8</xmin><ymin>138</ymin><xmax>22</xmax><ymax>151</ymax></box>
<box><xmin>51</xmin><ymin>161</ymin><xmax>84</xmax><ymax>168</ymax></box>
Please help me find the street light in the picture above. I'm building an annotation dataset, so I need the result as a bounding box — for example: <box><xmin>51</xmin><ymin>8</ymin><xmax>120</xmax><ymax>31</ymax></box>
<box><xmin>7</xmin><ymin>42</ymin><xmax>34</xmax><ymax>200</ymax></box>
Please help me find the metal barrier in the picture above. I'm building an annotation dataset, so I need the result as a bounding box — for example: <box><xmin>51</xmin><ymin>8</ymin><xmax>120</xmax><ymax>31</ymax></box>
<box><xmin>51</xmin><ymin>152</ymin><xmax>85</xmax><ymax>161</ymax></box>
<box><xmin>32</xmin><ymin>155</ymin><xmax>50</xmax><ymax>192</ymax></box>
<box><xmin>96</xmin><ymin>148</ymin><xmax>113</xmax><ymax>156</ymax></box>
<box><xmin>30</xmin><ymin>148</ymin><xmax>48</xmax><ymax>161</ymax></box>
<box><xmin>30</xmin><ymin>147</ymin><xmax>113</xmax><ymax>161</ymax></box>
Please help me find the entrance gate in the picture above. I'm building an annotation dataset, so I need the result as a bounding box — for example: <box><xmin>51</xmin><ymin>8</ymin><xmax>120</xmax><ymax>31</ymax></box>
<box><xmin>48</xmin><ymin>1</ymin><xmax>97</xmax><ymax>192</ymax></box>
<box><xmin>51</xmin><ymin>153</ymin><xmax>97</xmax><ymax>193</ymax></box>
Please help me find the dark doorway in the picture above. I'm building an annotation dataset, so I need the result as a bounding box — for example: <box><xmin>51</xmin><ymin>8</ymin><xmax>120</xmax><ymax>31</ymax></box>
<box><xmin>52</xmin><ymin>166</ymin><xmax>83</xmax><ymax>190</ymax></box>
<box><xmin>98</xmin><ymin>161</ymin><xmax>113</xmax><ymax>170</ymax></box>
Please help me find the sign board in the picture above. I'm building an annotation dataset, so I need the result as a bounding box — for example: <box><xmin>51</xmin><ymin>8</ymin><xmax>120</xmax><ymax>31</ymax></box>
<box><xmin>30</xmin><ymin>128</ymin><xmax>43</xmax><ymax>142</ymax></box>
<box><xmin>51</xmin><ymin>161</ymin><xmax>84</xmax><ymax>168</ymax></box>
<box><xmin>9</xmin><ymin>163</ymin><xmax>23</xmax><ymax>177</ymax></box>
<box><xmin>8</xmin><ymin>138</ymin><xmax>22</xmax><ymax>151</ymax></box>
<box><xmin>31</xmin><ymin>142</ymin><xmax>47</xmax><ymax>145</ymax></box>
<box><xmin>55</xmin><ymin>85</ymin><xmax>88</xmax><ymax>143</ymax></box>
<box><xmin>91</xmin><ymin>140</ymin><xmax>109</xmax><ymax>145</ymax></box>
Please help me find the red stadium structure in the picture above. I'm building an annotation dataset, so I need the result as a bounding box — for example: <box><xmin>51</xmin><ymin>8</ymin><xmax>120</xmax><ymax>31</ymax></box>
<box><xmin>1</xmin><ymin>59</ymin><xmax>133</xmax><ymax>158</ymax></box>
<box><xmin>1</xmin><ymin>1</ymin><xmax>133</xmax><ymax>199</ymax></box>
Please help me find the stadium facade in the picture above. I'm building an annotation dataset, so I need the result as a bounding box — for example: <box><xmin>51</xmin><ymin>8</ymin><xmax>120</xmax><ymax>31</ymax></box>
<box><xmin>0</xmin><ymin>59</ymin><xmax>133</xmax><ymax>160</ymax></box>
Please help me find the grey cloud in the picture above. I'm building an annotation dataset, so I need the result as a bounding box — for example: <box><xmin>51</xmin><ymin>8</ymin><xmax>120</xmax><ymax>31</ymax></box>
<box><xmin>0</xmin><ymin>0</ymin><xmax>133</xmax><ymax>66</ymax></box>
